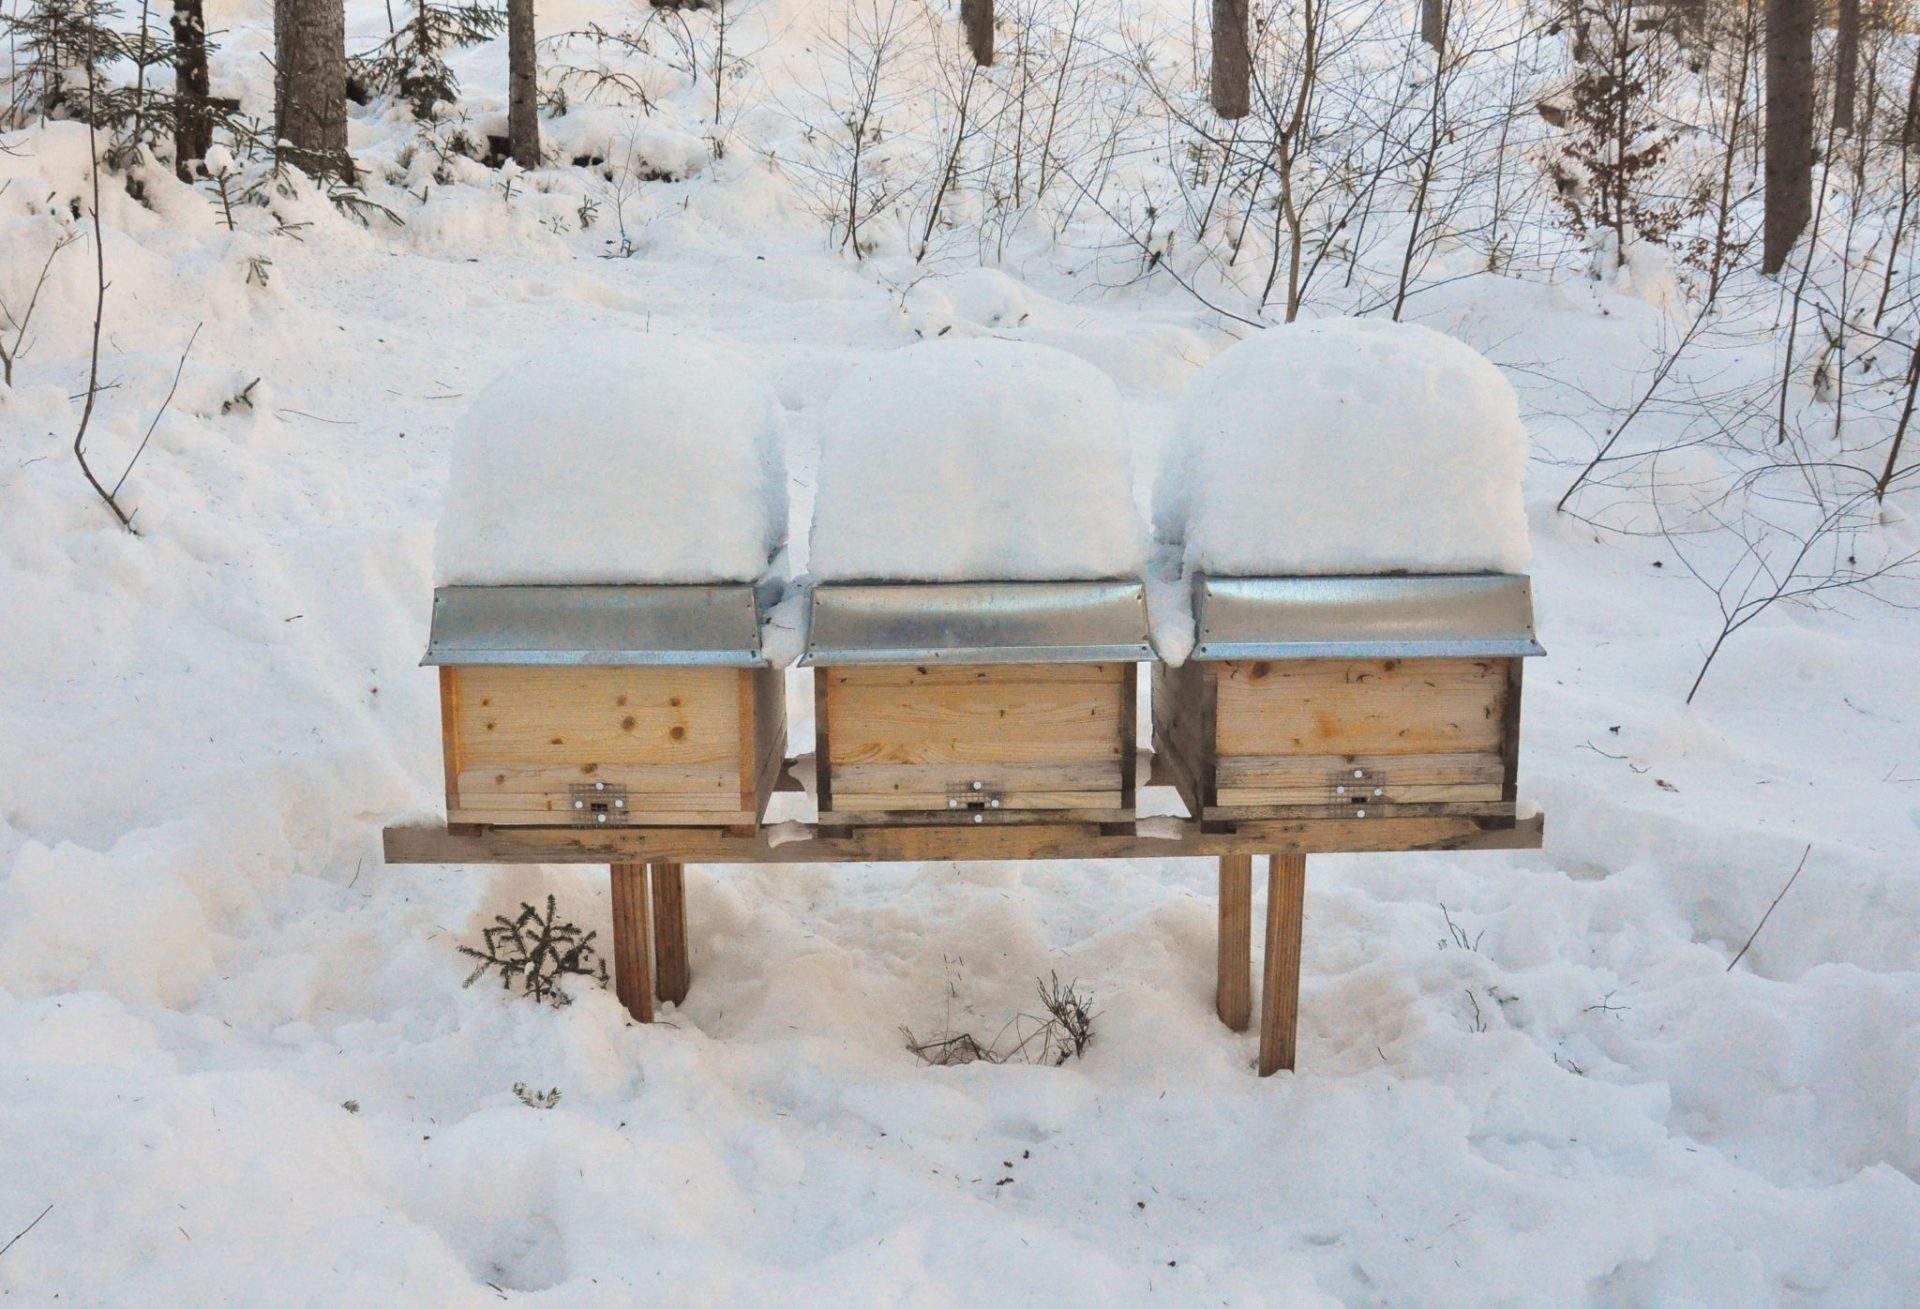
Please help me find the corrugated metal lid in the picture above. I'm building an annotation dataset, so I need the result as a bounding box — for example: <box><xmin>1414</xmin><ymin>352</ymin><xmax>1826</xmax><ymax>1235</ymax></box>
<box><xmin>803</xmin><ymin>581</ymin><xmax>1151</xmax><ymax>665</ymax></box>
<box><xmin>1191</xmin><ymin>574</ymin><xmax>1544</xmax><ymax>661</ymax></box>
<box><xmin>423</xmin><ymin>585</ymin><xmax>766</xmax><ymax>666</ymax></box>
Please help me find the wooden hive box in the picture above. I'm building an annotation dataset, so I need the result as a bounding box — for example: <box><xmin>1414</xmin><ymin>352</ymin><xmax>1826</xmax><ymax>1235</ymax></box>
<box><xmin>424</xmin><ymin>584</ymin><xmax>785</xmax><ymax>829</ymax></box>
<box><xmin>1153</xmin><ymin>575</ymin><xmax>1543</xmax><ymax>825</ymax></box>
<box><xmin>804</xmin><ymin>581</ymin><xmax>1151</xmax><ymax>825</ymax></box>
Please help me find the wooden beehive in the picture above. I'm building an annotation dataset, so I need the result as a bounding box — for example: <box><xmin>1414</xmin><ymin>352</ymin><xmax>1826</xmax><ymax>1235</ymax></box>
<box><xmin>804</xmin><ymin>582</ymin><xmax>1150</xmax><ymax>825</ymax></box>
<box><xmin>424</xmin><ymin>585</ymin><xmax>784</xmax><ymax>829</ymax></box>
<box><xmin>1152</xmin><ymin>576</ymin><xmax>1542</xmax><ymax>824</ymax></box>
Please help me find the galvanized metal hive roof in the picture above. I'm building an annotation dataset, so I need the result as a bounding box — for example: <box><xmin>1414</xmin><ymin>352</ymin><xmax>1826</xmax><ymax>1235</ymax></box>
<box><xmin>803</xmin><ymin>581</ymin><xmax>1152</xmax><ymax>665</ymax></box>
<box><xmin>422</xmin><ymin>584</ymin><xmax>768</xmax><ymax>667</ymax></box>
<box><xmin>1190</xmin><ymin>574</ymin><xmax>1544</xmax><ymax>661</ymax></box>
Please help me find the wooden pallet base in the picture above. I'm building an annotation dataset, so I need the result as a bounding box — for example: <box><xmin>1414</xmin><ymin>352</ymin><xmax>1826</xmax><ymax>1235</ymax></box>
<box><xmin>385</xmin><ymin>812</ymin><xmax>1543</xmax><ymax>1075</ymax></box>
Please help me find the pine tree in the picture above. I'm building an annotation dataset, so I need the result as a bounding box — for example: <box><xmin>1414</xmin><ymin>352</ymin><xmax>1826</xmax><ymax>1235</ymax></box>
<box><xmin>1547</xmin><ymin>0</ymin><xmax>1707</xmax><ymax>267</ymax></box>
<box><xmin>351</xmin><ymin>0</ymin><xmax>505</xmax><ymax>122</ymax></box>
<box><xmin>3</xmin><ymin>0</ymin><xmax>184</xmax><ymax>167</ymax></box>
<box><xmin>506</xmin><ymin>0</ymin><xmax>538</xmax><ymax>166</ymax></box>
<box><xmin>275</xmin><ymin>0</ymin><xmax>352</xmax><ymax>178</ymax></box>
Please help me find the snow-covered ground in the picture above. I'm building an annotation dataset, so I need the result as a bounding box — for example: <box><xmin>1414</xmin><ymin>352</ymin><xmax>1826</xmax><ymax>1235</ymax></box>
<box><xmin>3</xmin><ymin>0</ymin><xmax>1919</xmax><ymax>1303</ymax></box>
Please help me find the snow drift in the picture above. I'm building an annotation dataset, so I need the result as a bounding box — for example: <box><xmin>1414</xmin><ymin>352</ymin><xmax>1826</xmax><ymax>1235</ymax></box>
<box><xmin>807</xmin><ymin>338</ymin><xmax>1146</xmax><ymax>582</ymax></box>
<box><xmin>1158</xmin><ymin>318</ymin><xmax>1531</xmax><ymax>576</ymax></box>
<box><xmin>434</xmin><ymin>335</ymin><xmax>786</xmax><ymax>585</ymax></box>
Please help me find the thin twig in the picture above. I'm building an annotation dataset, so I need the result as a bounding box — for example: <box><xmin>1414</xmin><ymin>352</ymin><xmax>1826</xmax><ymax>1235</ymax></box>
<box><xmin>73</xmin><ymin>39</ymin><xmax>136</xmax><ymax>533</ymax></box>
<box><xmin>0</xmin><ymin>232</ymin><xmax>77</xmax><ymax>387</ymax></box>
<box><xmin>0</xmin><ymin>1204</ymin><xmax>52</xmax><ymax>1260</ymax></box>
<box><xmin>1726</xmin><ymin>845</ymin><xmax>1811</xmax><ymax>972</ymax></box>
<box><xmin>112</xmin><ymin>322</ymin><xmax>201</xmax><ymax>501</ymax></box>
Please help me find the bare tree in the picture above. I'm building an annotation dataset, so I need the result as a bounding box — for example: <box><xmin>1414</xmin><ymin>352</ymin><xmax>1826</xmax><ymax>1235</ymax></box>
<box><xmin>1762</xmin><ymin>0</ymin><xmax>1812</xmax><ymax>273</ymax></box>
<box><xmin>778</xmin><ymin>0</ymin><xmax>919</xmax><ymax>258</ymax></box>
<box><xmin>274</xmin><ymin>0</ymin><xmax>351</xmax><ymax>178</ymax></box>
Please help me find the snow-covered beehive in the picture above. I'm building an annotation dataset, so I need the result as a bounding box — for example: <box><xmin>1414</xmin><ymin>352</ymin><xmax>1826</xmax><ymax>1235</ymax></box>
<box><xmin>803</xmin><ymin>339</ymin><xmax>1151</xmax><ymax>825</ymax></box>
<box><xmin>425</xmin><ymin>336</ymin><xmax>788</xmax><ymax>829</ymax></box>
<box><xmin>1151</xmin><ymin>319</ymin><xmax>1543</xmax><ymax>823</ymax></box>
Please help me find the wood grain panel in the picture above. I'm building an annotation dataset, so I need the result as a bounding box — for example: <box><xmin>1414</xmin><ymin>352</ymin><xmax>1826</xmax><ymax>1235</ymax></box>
<box><xmin>443</xmin><ymin>665</ymin><xmax>768</xmax><ymax>827</ymax></box>
<box><xmin>1214</xmin><ymin>658</ymin><xmax>1507</xmax><ymax>759</ymax></box>
<box><xmin>1215</xmin><ymin>750</ymin><xmax>1504</xmax><ymax>806</ymax></box>
<box><xmin>825</xmin><ymin>672</ymin><xmax>1125</xmax><ymax>766</ymax></box>
<box><xmin>451</xmin><ymin>666</ymin><xmax>743</xmax><ymax>767</ymax></box>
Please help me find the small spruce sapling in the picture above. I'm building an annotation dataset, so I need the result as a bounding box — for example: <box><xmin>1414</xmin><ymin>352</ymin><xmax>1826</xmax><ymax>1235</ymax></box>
<box><xmin>460</xmin><ymin>895</ymin><xmax>611</xmax><ymax>1007</ymax></box>
<box><xmin>351</xmin><ymin>0</ymin><xmax>506</xmax><ymax>121</ymax></box>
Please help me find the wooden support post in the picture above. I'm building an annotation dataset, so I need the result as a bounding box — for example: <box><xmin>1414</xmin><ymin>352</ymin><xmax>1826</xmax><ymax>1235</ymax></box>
<box><xmin>651</xmin><ymin>861</ymin><xmax>689</xmax><ymax>1005</ymax></box>
<box><xmin>1258</xmin><ymin>852</ymin><xmax>1306</xmax><ymax>1076</ymax></box>
<box><xmin>610</xmin><ymin>862</ymin><xmax>654</xmax><ymax>1023</ymax></box>
<box><xmin>1216</xmin><ymin>854</ymin><xmax>1253</xmax><ymax>1031</ymax></box>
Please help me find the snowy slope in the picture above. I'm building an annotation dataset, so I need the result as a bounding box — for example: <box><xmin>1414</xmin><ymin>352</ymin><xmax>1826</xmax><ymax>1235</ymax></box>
<box><xmin>2</xmin><ymin>0</ymin><xmax>1919</xmax><ymax>1303</ymax></box>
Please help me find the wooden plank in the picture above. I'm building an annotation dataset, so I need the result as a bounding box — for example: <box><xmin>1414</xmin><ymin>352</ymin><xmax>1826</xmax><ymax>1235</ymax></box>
<box><xmin>1215</xmin><ymin>658</ymin><xmax>1507</xmax><ymax>759</ymax></box>
<box><xmin>813</xmin><ymin>671</ymin><xmax>834</xmax><ymax>812</ymax></box>
<box><xmin>736</xmin><ymin>669</ymin><xmax>758</xmax><ymax>813</ymax></box>
<box><xmin>384</xmin><ymin>812</ymin><xmax>1545</xmax><ymax>865</ymax></box>
<box><xmin>1259</xmin><ymin>852</ymin><xmax>1306</xmax><ymax>1076</ymax></box>
<box><xmin>826</xmin><ymin>806</ymin><xmax>1134</xmax><ymax>827</ymax></box>
<box><xmin>833</xmin><ymin>791</ymin><xmax>1123</xmax><ymax>813</ymax></box>
<box><xmin>752</xmin><ymin>664</ymin><xmax>786</xmax><ymax>820</ymax></box>
<box><xmin>449</xmin><ymin>801</ymin><xmax>760</xmax><ymax>828</ymax></box>
<box><xmin>1499</xmin><ymin>658</ymin><xmax>1525</xmax><ymax>802</ymax></box>
<box><xmin>823</xmin><ymin>663</ymin><xmax>1125</xmax><ymax>687</ymax></box>
<box><xmin>1217</xmin><ymin>854</ymin><xmax>1252</xmax><ymax>1032</ymax></box>
<box><xmin>455</xmin><ymin>765</ymin><xmax>739</xmax><ymax>807</ymax></box>
<box><xmin>1215</xmin><ymin>751</ymin><xmax>1505</xmax><ymax>806</ymax></box>
<box><xmin>830</xmin><ymin>759</ymin><xmax>1121</xmax><ymax>795</ymax></box>
<box><xmin>1204</xmin><ymin>800</ymin><xmax>1517</xmax><ymax>823</ymax></box>
<box><xmin>1150</xmin><ymin>661</ymin><xmax>1215</xmax><ymax>818</ymax></box>
<box><xmin>440</xmin><ymin>667</ymin><xmax>464</xmax><ymax>812</ymax></box>
<box><xmin>651</xmin><ymin>862</ymin><xmax>688</xmax><ymax>1005</ymax></box>
<box><xmin>825</xmin><ymin>678</ymin><xmax>1126</xmax><ymax>766</ymax></box>
<box><xmin>451</xmin><ymin>666</ymin><xmax>743</xmax><ymax>767</ymax></box>
<box><xmin>1199</xmin><ymin>664</ymin><xmax>1220</xmax><ymax>807</ymax></box>
<box><xmin>1118</xmin><ymin>663</ymin><xmax>1139</xmax><ymax>808</ymax></box>
<box><xmin>610</xmin><ymin>862</ymin><xmax>653</xmax><ymax>1023</ymax></box>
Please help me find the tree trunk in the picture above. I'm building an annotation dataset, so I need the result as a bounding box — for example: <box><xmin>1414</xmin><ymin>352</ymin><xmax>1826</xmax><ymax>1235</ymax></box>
<box><xmin>1833</xmin><ymin>0</ymin><xmax>1859</xmax><ymax>131</ymax></box>
<box><xmin>1762</xmin><ymin>0</ymin><xmax>1813</xmax><ymax>274</ymax></box>
<box><xmin>1420</xmin><ymin>0</ymin><xmax>1443</xmax><ymax>56</ymax></box>
<box><xmin>1211</xmin><ymin>0</ymin><xmax>1250</xmax><ymax>119</ymax></box>
<box><xmin>273</xmin><ymin>0</ymin><xmax>351</xmax><ymax>179</ymax></box>
<box><xmin>960</xmin><ymin>0</ymin><xmax>993</xmax><ymax>66</ymax></box>
<box><xmin>171</xmin><ymin>0</ymin><xmax>212</xmax><ymax>179</ymax></box>
<box><xmin>1906</xmin><ymin>45</ymin><xmax>1920</xmax><ymax>151</ymax></box>
<box><xmin>508</xmin><ymin>0</ymin><xmax>540</xmax><ymax>166</ymax></box>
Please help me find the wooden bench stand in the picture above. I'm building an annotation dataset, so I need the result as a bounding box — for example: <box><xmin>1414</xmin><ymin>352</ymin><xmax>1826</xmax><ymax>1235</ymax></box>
<box><xmin>384</xmin><ymin>809</ymin><xmax>1541</xmax><ymax>1074</ymax></box>
<box><xmin>394</xmin><ymin>573</ymin><xmax>1544</xmax><ymax>1075</ymax></box>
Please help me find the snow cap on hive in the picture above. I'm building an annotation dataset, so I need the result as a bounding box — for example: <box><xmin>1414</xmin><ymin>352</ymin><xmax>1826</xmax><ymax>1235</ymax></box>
<box><xmin>1157</xmin><ymin>318</ymin><xmax>1530</xmax><ymax>576</ymax></box>
<box><xmin>434</xmin><ymin>334</ymin><xmax>787</xmax><ymax>585</ymax></box>
<box><xmin>807</xmin><ymin>337</ymin><xmax>1147</xmax><ymax>582</ymax></box>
